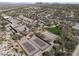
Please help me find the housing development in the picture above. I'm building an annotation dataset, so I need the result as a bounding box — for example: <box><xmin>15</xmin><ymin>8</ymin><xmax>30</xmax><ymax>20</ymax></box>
<box><xmin>0</xmin><ymin>2</ymin><xmax>79</xmax><ymax>56</ymax></box>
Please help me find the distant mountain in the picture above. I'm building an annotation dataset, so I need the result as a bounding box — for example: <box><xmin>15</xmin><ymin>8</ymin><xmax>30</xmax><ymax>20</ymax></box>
<box><xmin>0</xmin><ymin>2</ymin><xmax>31</xmax><ymax>7</ymax></box>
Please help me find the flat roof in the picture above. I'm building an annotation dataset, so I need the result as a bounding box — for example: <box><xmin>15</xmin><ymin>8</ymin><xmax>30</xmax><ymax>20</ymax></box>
<box><xmin>72</xmin><ymin>23</ymin><xmax>79</xmax><ymax>30</ymax></box>
<box><xmin>72</xmin><ymin>25</ymin><xmax>79</xmax><ymax>30</ymax></box>
<box><xmin>19</xmin><ymin>15</ymin><xmax>33</xmax><ymax>22</ymax></box>
<box><xmin>0</xmin><ymin>31</ymin><xmax>5</xmax><ymax>37</ymax></box>
<box><xmin>42</xmin><ymin>31</ymin><xmax>57</xmax><ymax>41</ymax></box>
<box><xmin>30</xmin><ymin>35</ymin><xmax>49</xmax><ymax>50</ymax></box>
<box><xmin>15</xmin><ymin>25</ymin><xmax>28</xmax><ymax>32</ymax></box>
<box><xmin>18</xmin><ymin>37</ymin><xmax>39</xmax><ymax>56</ymax></box>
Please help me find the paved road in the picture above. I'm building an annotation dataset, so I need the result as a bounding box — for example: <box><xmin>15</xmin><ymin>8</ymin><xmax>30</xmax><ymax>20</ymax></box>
<box><xmin>72</xmin><ymin>44</ymin><xmax>79</xmax><ymax>56</ymax></box>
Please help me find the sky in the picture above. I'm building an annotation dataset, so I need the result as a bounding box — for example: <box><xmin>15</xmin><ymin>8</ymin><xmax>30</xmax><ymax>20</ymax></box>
<box><xmin>0</xmin><ymin>0</ymin><xmax>79</xmax><ymax>3</ymax></box>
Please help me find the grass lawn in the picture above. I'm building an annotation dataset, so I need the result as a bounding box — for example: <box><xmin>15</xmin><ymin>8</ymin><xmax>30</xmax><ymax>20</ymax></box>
<box><xmin>45</xmin><ymin>27</ymin><xmax>61</xmax><ymax>36</ymax></box>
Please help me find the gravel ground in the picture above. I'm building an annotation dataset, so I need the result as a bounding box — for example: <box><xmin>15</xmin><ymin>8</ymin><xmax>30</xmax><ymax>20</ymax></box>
<box><xmin>0</xmin><ymin>30</ymin><xmax>26</xmax><ymax>56</ymax></box>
